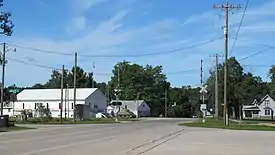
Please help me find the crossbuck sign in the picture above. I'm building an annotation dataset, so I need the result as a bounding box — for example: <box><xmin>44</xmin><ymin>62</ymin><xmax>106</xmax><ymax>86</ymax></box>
<box><xmin>199</xmin><ymin>85</ymin><xmax>208</xmax><ymax>94</ymax></box>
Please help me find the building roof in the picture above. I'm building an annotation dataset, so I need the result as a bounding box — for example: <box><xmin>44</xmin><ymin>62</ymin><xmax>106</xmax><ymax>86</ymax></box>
<box><xmin>110</xmin><ymin>100</ymin><xmax>145</xmax><ymax>111</ymax></box>
<box><xmin>17</xmin><ymin>88</ymin><xmax>98</xmax><ymax>101</ymax></box>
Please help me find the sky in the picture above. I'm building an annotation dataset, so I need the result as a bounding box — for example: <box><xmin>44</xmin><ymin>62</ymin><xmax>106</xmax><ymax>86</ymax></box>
<box><xmin>0</xmin><ymin>0</ymin><xmax>275</xmax><ymax>88</ymax></box>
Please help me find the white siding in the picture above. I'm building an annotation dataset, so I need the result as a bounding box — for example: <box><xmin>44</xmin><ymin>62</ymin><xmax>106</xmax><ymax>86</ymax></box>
<box><xmin>258</xmin><ymin>95</ymin><xmax>275</xmax><ymax>117</ymax></box>
<box><xmin>85</xmin><ymin>89</ymin><xmax>107</xmax><ymax>117</ymax></box>
<box><xmin>14</xmin><ymin>101</ymin><xmax>85</xmax><ymax>118</ymax></box>
<box><xmin>138</xmin><ymin>101</ymin><xmax>151</xmax><ymax>117</ymax></box>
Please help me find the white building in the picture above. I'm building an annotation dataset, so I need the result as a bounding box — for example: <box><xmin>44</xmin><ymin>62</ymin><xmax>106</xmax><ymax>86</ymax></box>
<box><xmin>109</xmin><ymin>100</ymin><xmax>151</xmax><ymax>117</ymax></box>
<box><xmin>11</xmin><ymin>88</ymin><xmax>107</xmax><ymax>119</ymax></box>
<box><xmin>243</xmin><ymin>94</ymin><xmax>275</xmax><ymax>119</ymax></box>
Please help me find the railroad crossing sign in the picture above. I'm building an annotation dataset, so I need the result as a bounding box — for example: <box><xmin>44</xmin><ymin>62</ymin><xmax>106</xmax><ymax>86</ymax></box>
<box><xmin>199</xmin><ymin>85</ymin><xmax>208</xmax><ymax>94</ymax></box>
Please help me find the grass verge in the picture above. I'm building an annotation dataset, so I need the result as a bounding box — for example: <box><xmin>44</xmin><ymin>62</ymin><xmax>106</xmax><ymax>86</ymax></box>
<box><xmin>0</xmin><ymin>126</ymin><xmax>35</xmax><ymax>132</ymax></box>
<box><xmin>179</xmin><ymin>118</ymin><xmax>275</xmax><ymax>131</ymax></box>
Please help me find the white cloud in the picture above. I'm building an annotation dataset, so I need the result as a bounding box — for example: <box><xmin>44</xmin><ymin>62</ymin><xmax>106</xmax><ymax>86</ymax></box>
<box><xmin>71</xmin><ymin>0</ymin><xmax>109</xmax><ymax>13</ymax></box>
<box><xmin>5</xmin><ymin>9</ymin><xmax>183</xmax><ymax>86</ymax></box>
<box><xmin>66</xmin><ymin>16</ymin><xmax>87</xmax><ymax>33</ymax></box>
<box><xmin>6</xmin><ymin>0</ymin><xmax>275</xmax><ymax>87</ymax></box>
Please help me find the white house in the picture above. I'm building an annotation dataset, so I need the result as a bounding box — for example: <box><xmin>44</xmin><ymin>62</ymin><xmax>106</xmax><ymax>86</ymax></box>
<box><xmin>109</xmin><ymin>100</ymin><xmax>151</xmax><ymax>117</ymax></box>
<box><xmin>11</xmin><ymin>88</ymin><xmax>107</xmax><ymax>119</ymax></box>
<box><xmin>242</xmin><ymin>94</ymin><xmax>275</xmax><ymax>119</ymax></box>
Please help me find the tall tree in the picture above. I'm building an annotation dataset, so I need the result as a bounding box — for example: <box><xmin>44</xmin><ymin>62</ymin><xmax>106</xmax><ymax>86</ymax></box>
<box><xmin>108</xmin><ymin>61</ymin><xmax>170</xmax><ymax>116</ymax></box>
<box><xmin>34</xmin><ymin>66</ymin><xmax>101</xmax><ymax>89</ymax></box>
<box><xmin>0</xmin><ymin>0</ymin><xmax>14</xmax><ymax>36</ymax></box>
<box><xmin>206</xmin><ymin>57</ymin><xmax>266</xmax><ymax>118</ymax></box>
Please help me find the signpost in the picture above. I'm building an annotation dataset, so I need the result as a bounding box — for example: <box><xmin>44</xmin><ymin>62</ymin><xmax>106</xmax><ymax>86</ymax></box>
<box><xmin>199</xmin><ymin>85</ymin><xmax>208</xmax><ymax>122</ymax></box>
<box><xmin>8</xmin><ymin>85</ymin><xmax>20</xmax><ymax>116</ymax></box>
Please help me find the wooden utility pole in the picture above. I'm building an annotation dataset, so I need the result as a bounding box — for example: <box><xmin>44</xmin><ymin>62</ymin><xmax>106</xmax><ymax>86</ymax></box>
<box><xmin>200</xmin><ymin>59</ymin><xmax>204</xmax><ymax>105</ymax></box>
<box><xmin>165</xmin><ymin>89</ymin><xmax>168</xmax><ymax>117</ymax></box>
<box><xmin>0</xmin><ymin>43</ymin><xmax>16</xmax><ymax>115</ymax></box>
<box><xmin>60</xmin><ymin>65</ymin><xmax>64</xmax><ymax>124</ymax></box>
<box><xmin>73</xmin><ymin>52</ymin><xmax>77</xmax><ymax>122</ymax></box>
<box><xmin>214</xmin><ymin>1</ymin><xmax>241</xmax><ymax>126</ymax></box>
<box><xmin>0</xmin><ymin>42</ymin><xmax>6</xmax><ymax>115</ymax></box>
<box><xmin>210</xmin><ymin>54</ymin><xmax>222</xmax><ymax>119</ymax></box>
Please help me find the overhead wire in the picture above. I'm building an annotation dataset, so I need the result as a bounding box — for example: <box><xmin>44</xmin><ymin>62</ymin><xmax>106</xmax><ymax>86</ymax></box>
<box><xmin>6</xmin><ymin>57</ymin><xmax>201</xmax><ymax>76</ymax></box>
<box><xmin>8</xmin><ymin>36</ymin><xmax>223</xmax><ymax>58</ymax></box>
<box><xmin>238</xmin><ymin>46</ymin><xmax>275</xmax><ymax>61</ymax></box>
<box><xmin>6</xmin><ymin>57</ymin><xmax>61</xmax><ymax>71</ymax></box>
<box><xmin>229</xmin><ymin>0</ymin><xmax>250</xmax><ymax>56</ymax></box>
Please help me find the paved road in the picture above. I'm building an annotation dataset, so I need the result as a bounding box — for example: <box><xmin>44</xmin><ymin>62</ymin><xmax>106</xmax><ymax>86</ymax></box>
<box><xmin>1</xmin><ymin>118</ymin><xmax>275</xmax><ymax>155</ymax></box>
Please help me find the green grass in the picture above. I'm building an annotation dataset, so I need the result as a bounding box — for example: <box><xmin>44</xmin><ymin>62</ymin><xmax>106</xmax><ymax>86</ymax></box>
<box><xmin>179</xmin><ymin>118</ymin><xmax>275</xmax><ymax>131</ymax></box>
<box><xmin>0</xmin><ymin>126</ymin><xmax>35</xmax><ymax>132</ymax></box>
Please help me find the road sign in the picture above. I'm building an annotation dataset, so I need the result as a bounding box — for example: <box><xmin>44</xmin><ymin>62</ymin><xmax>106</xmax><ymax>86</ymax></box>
<box><xmin>199</xmin><ymin>85</ymin><xmax>208</xmax><ymax>93</ymax></box>
<box><xmin>8</xmin><ymin>89</ymin><xmax>20</xmax><ymax>93</ymax></box>
<box><xmin>200</xmin><ymin>104</ymin><xmax>206</xmax><ymax>110</ymax></box>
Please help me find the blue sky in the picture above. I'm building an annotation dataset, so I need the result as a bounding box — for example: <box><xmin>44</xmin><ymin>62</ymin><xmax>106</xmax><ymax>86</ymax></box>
<box><xmin>1</xmin><ymin>0</ymin><xmax>275</xmax><ymax>87</ymax></box>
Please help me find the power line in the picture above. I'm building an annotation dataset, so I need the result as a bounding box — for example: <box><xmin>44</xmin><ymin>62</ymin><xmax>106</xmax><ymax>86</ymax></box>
<box><xmin>6</xmin><ymin>57</ymin><xmax>61</xmax><ymax>70</ymax></box>
<box><xmin>6</xmin><ymin>57</ymin><xmax>201</xmax><ymax>76</ymax></box>
<box><xmin>238</xmin><ymin>46</ymin><xmax>275</xmax><ymax>61</ymax></box>
<box><xmin>229</xmin><ymin>0</ymin><xmax>250</xmax><ymax>56</ymax></box>
<box><xmin>8</xmin><ymin>37</ymin><xmax>223</xmax><ymax>58</ymax></box>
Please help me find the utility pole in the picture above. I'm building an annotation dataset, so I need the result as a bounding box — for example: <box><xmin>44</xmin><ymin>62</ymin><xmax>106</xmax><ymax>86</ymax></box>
<box><xmin>73</xmin><ymin>52</ymin><xmax>77</xmax><ymax>122</ymax></box>
<box><xmin>165</xmin><ymin>89</ymin><xmax>168</xmax><ymax>117</ymax></box>
<box><xmin>0</xmin><ymin>42</ymin><xmax>16</xmax><ymax>115</ymax></box>
<box><xmin>200</xmin><ymin>59</ymin><xmax>206</xmax><ymax>118</ymax></box>
<box><xmin>0</xmin><ymin>43</ymin><xmax>6</xmax><ymax>115</ymax></box>
<box><xmin>210</xmin><ymin>54</ymin><xmax>222</xmax><ymax>119</ymax></box>
<box><xmin>200</xmin><ymin>59</ymin><xmax>205</xmax><ymax>105</ymax></box>
<box><xmin>214</xmin><ymin>1</ymin><xmax>241</xmax><ymax>126</ymax></box>
<box><xmin>64</xmin><ymin>85</ymin><xmax>67</xmax><ymax>120</ymax></box>
<box><xmin>60</xmin><ymin>65</ymin><xmax>64</xmax><ymax>124</ymax></box>
<box><xmin>66</xmin><ymin>84</ymin><xmax>70</xmax><ymax>119</ymax></box>
<box><xmin>92</xmin><ymin>62</ymin><xmax>95</xmax><ymax>88</ymax></box>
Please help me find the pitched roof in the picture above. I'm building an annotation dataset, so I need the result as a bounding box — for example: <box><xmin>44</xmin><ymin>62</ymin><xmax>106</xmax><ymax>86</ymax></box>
<box><xmin>17</xmin><ymin>88</ymin><xmax>98</xmax><ymax>101</ymax></box>
<box><xmin>110</xmin><ymin>100</ymin><xmax>145</xmax><ymax>111</ymax></box>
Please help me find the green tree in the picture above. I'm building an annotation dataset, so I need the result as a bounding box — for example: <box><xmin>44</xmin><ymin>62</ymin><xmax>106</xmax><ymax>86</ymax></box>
<box><xmin>108</xmin><ymin>61</ymin><xmax>170</xmax><ymax>116</ymax></box>
<box><xmin>206</xmin><ymin>57</ymin><xmax>267</xmax><ymax>119</ymax></box>
<box><xmin>35</xmin><ymin>66</ymin><xmax>100</xmax><ymax>89</ymax></box>
<box><xmin>0</xmin><ymin>0</ymin><xmax>14</xmax><ymax>36</ymax></box>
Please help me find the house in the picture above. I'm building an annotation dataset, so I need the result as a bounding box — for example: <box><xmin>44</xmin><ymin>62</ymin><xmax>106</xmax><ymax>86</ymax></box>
<box><xmin>242</xmin><ymin>94</ymin><xmax>275</xmax><ymax>119</ymax></box>
<box><xmin>109</xmin><ymin>100</ymin><xmax>150</xmax><ymax>117</ymax></box>
<box><xmin>11</xmin><ymin>88</ymin><xmax>107</xmax><ymax>119</ymax></box>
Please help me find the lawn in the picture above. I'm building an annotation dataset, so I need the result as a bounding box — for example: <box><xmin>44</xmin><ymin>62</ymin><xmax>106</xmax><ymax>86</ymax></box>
<box><xmin>179</xmin><ymin>118</ymin><xmax>275</xmax><ymax>131</ymax></box>
<box><xmin>0</xmin><ymin>126</ymin><xmax>34</xmax><ymax>132</ymax></box>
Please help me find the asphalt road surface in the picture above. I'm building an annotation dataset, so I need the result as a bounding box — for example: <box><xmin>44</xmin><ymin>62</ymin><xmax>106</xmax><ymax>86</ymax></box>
<box><xmin>1</xmin><ymin>118</ymin><xmax>275</xmax><ymax>155</ymax></box>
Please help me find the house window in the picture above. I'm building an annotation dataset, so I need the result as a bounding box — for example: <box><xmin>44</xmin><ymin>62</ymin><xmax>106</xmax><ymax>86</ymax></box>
<box><xmin>35</xmin><ymin>103</ymin><xmax>37</xmax><ymax>109</ymax></box>
<box><xmin>23</xmin><ymin>103</ymin><xmax>25</xmax><ymax>109</ymax></box>
<box><xmin>265</xmin><ymin>100</ymin><xmax>270</xmax><ymax>107</ymax></box>
<box><xmin>265</xmin><ymin>109</ymin><xmax>271</xmax><ymax>115</ymax></box>
<box><xmin>94</xmin><ymin>105</ymin><xmax>98</xmax><ymax>109</ymax></box>
<box><xmin>125</xmin><ymin>105</ymin><xmax>127</xmax><ymax>109</ymax></box>
<box><xmin>59</xmin><ymin>103</ymin><xmax>61</xmax><ymax>109</ymax></box>
<box><xmin>8</xmin><ymin>109</ymin><xmax>11</xmax><ymax>112</ymax></box>
<box><xmin>71</xmin><ymin>103</ymin><xmax>74</xmax><ymax>109</ymax></box>
<box><xmin>46</xmin><ymin>103</ymin><xmax>49</xmax><ymax>109</ymax></box>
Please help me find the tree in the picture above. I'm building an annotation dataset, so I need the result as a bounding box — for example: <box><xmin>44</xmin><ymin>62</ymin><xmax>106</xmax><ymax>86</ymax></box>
<box><xmin>206</xmin><ymin>57</ymin><xmax>266</xmax><ymax>119</ymax></box>
<box><xmin>35</xmin><ymin>103</ymin><xmax>51</xmax><ymax>121</ymax></box>
<box><xmin>0</xmin><ymin>0</ymin><xmax>14</xmax><ymax>36</ymax></box>
<box><xmin>34</xmin><ymin>66</ymin><xmax>102</xmax><ymax>89</ymax></box>
<box><xmin>108</xmin><ymin>61</ymin><xmax>170</xmax><ymax>116</ymax></box>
